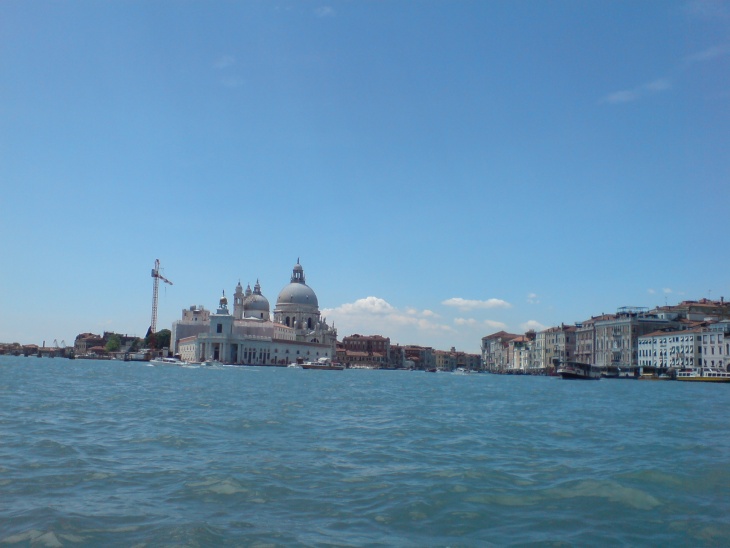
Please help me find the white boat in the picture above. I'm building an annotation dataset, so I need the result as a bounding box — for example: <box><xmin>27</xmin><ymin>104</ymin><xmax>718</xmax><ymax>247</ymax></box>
<box><xmin>453</xmin><ymin>367</ymin><xmax>470</xmax><ymax>375</ymax></box>
<box><xmin>675</xmin><ymin>368</ymin><xmax>730</xmax><ymax>383</ymax></box>
<box><xmin>287</xmin><ymin>362</ymin><xmax>302</xmax><ymax>368</ymax></box>
<box><xmin>301</xmin><ymin>357</ymin><xmax>344</xmax><ymax>370</ymax></box>
<box><xmin>557</xmin><ymin>361</ymin><xmax>601</xmax><ymax>380</ymax></box>
<box><xmin>149</xmin><ymin>357</ymin><xmax>188</xmax><ymax>366</ymax></box>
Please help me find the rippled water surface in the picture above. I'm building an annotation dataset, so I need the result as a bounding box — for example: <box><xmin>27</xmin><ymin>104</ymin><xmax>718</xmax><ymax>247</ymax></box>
<box><xmin>2</xmin><ymin>355</ymin><xmax>729</xmax><ymax>546</ymax></box>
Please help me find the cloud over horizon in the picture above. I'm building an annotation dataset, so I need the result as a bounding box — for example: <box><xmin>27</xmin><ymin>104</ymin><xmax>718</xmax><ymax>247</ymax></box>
<box><xmin>442</xmin><ymin>297</ymin><xmax>512</xmax><ymax>311</ymax></box>
<box><xmin>521</xmin><ymin>320</ymin><xmax>547</xmax><ymax>332</ymax></box>
<box><xmin>323</xmin><ymin>297</ymin><xmax>455</xmax><ymax>342</ymax></box>
<box><xmin>315</xmin><ymin>6</ymin><xmax>335</xmax><ymax>18</ymax></box>
<box><xmin>602</xmin><ymin>42</ymin><xmax>729</xmax><ymax>104</ymax></box>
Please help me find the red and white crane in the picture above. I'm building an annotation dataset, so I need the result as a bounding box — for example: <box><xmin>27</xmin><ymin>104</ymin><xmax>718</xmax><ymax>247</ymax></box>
<box><xmin>150</xmin><ymin>259</ymin><xmax>173</xmax><ymax>336</ymax></box>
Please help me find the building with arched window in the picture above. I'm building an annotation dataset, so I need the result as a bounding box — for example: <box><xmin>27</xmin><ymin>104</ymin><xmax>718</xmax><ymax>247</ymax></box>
<box><xmin>172</xmin><ymin>260</ymin><xmax>337</xmax><ymax>365</ymax></box>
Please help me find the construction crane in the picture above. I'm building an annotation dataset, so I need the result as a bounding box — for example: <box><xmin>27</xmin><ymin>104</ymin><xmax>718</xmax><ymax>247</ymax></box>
<box><xmin>149</xmin><ymin>259</ymin><xmax>173</xmax><ymax>338</ymax></box>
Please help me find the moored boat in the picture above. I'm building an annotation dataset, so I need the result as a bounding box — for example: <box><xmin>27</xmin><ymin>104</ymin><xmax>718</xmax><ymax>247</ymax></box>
<box><xmin>675</xmin><ymin>367</ymin><xmax>730</xmax><ymax>383</ymax></box>
<box><xmin>557</xmin><ymin>361</ymin><xmax>601</xmax><ymax>380</ymax></box>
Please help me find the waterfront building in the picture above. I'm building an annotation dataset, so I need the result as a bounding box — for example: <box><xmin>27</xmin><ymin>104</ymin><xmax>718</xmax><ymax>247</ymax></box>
<box><xmin>175</xmin><ymin>261</ymin><xmax>337</xmax><ymax>364</ymax></box>
<box><xmin>532</xmin><ymin>330</ymin><xmax>546</xmax><ymax>371</ymax></box>
<box><xmin>651</xmin><ymin>298</ymin><xmax>730</xmax><ymax>323</ymax></box>
<box><xmin>434</xmin><ymin>349</ymin><xmax>456</xmax><ymax>371</ymax></box>
<box><xmin>507</xmin><ymin>335</ymin><xmax>532</xmax><ymax>372</ymax></box>
<box><xmin>460</xmin><ymin>350</ymin><xmax>483</xmax><ymax>371</ymax></box>
<box><xmin>73</xmin><ymin>332</ymin><xmax>139</xmax><ymax>356</ymax></box>
<box><xmin>74</xmin><ymin>333</ymin><xmax>105</xmax><ymax>355</ymax></box>
<box><xmin>594</xmin><ymin>307</ymin><xmax>680</xmax><ymax>371</ymax></box>
<box><xmin>699</xmin><ymin>321</ymin><xmax>730</xmax><ymax>371</ymax></box>
<box><xmin>575</xmin><ymin>315</ymin><xmax>615</xmax><ymax>365</ymax></box>
<box><xmin>543</xmin><ymin>324</ymin><xmax>577</xmax><ymax>370</ymax></box>
<box><xmin>341</xmin><ymin>334</ymin><xmax>390</xmax><ymax>368</ymax></box>
<box><xmin>638</xmin><ymin>328</ymin><xmax>703</xmax><ymax>372</ymax></box>
<box><xmin>404</xmin><ymin>345</ymin><xmax>435</xmax><ymax>371</ymax></box>
<box><xmin>481</xmin><ymin>331</ymin><xmax>519</xmax><ymax>372</ymax></box>
<box><xmin>429</xmin><ymin>347</ymin><xmax>479</xmax><ymax>371</ymax></box>
<box><xmin>170</xmin><ymin>306</ymin><xmax>211</xmax><ymax>353</ymax></box>
<box><xmin>389</xmin><ymin>344</ymin><xmax>406</xmax><ymax>369</ymax></box>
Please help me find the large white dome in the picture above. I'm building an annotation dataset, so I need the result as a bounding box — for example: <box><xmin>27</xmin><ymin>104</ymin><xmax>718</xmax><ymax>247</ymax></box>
<box><xmin>275</xmin><ymin>261</ymin><xmax>319</xmax><ymax>309</ymax></box>
<box><xmin>276</xmin><ymin>282</ymin><xmax>318</xmax><ymax>307</ymax></box>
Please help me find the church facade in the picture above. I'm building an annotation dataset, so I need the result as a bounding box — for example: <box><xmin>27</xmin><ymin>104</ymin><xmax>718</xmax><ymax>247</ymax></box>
<box><xmin>172</xmin><ymin>261</ymin><xmax>337</xmax><ymax>365</ymax></box>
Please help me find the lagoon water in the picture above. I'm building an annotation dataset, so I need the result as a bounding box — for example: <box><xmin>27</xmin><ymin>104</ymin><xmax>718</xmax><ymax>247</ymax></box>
<box><xmin>1</xmin><ymin>355</ymin><xmax>729</xmax><ymax>546</ymax></box>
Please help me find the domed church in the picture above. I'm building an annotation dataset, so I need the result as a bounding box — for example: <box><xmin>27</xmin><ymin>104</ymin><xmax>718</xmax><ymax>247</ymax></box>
<box><xmin>274</xmin><ymin>260</ymin><xmax>336</xmax><ymax>346</ymax></box>
<box><xmin>172</xmin><ymin>259</ymin><xmax>337</xmax><ymax>365</ymax></box>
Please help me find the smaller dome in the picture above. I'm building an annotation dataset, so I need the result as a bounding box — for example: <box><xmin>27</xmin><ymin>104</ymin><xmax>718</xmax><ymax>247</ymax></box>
<box><xmin>246</xmin><ymin>294</ymin><xmax>269</xmax><ymax>312</ymax></box>
<box><xmin>244</xmin><ymin>280</ymin><xmax>270</xmax><ymax>313</ymax></box>
<box><xmin>220</xmin><ymin>292</ymin><xmax>228</xmax><ymax>306</ymax></box>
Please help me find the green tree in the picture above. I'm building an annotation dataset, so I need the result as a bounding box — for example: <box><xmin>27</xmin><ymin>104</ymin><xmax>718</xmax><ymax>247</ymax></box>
<box><xmin>105</xmin><ymin>334</ymin><xmax>121</xmax><ymax>352</ymax></box>
<box><xmin>146</xmin><ymin>329</ymin><xmax>171</xmax><ymax>350</ymax></box>
<box><xmin>156</xmin><ymin>329</ymin><xmax>171</xmax><ymax>349</ymax></box>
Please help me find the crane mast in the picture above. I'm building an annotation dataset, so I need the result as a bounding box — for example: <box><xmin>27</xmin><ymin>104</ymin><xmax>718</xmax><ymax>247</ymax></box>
<box><xmin>150</xmin><ymin>259</ymin><xmax>173</xmax><ymax>337</ymax></box>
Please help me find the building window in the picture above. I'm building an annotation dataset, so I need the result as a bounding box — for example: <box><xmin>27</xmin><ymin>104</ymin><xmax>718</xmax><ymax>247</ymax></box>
<box><xmin>217</xmin><ymin>324</ymin><xmax>222</xmax><ymax>333</ymax></box>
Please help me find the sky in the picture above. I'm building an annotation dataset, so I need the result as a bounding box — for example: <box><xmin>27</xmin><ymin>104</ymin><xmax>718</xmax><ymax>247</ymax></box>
<box><xmin>1</xmin><ymin>1</ymin><xmax>729</xmax><ymax>354</ymax></box>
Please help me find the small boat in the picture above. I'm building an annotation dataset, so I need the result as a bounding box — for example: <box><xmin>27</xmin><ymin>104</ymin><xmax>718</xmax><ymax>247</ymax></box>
<box><xmin>453</xmin><ymin>367</ymin><xmax>470</xmax><ymax>375</ymax></box>
<box><xmin>637</xmin><ymin>374</ymin><xmax>672</xmax><ymax>381</ymax></box>
<box><xmin>675</xmin><ymin>368</ymin><xmax>730</xmax><ymax>383</ymax></box>
<box><xmin>149</xmin><ymin>357</ymin><xmax>188</xmax><ymax>366</ymax></box>
<box><xmin>287</xmin><ymin>362</ymin><xmax>302</xmax><ymax>368</ymax></box>
<box><xmin>557</xmin><ymin>361</ymin><xmax>601</xmax><ymax>380</ymax></box>
<box><xmin>301</xmin><ymin>357</ymin><xmax>344</xmax><ymax>370</ymax></box>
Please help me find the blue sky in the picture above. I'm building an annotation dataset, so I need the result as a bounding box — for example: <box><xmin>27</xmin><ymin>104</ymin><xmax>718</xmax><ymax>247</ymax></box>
<box><xmin>1</xmin><ymin>1</ymin><xmax>729</xmax><ymax>354</ymax></box>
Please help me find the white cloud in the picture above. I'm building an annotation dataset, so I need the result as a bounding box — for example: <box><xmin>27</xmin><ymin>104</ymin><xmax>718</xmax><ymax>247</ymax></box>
<box><xmin>315</xmin><ymin>6</ymin><xmax>335</xmax><ymax>18</ymax></box>
<box><xmin>648</xmin><ymin>288</ymin><xmax>656</xmax><ymax>294</ymax></box>
<box><xmin>442</xmin><ymin>297</ymin><xmax>512</xmax><ymax>311</ymax></box>
<box><xmin>327</xmin><ymin>296</ymin><xmax>394</xmax><ymax>315</ymax></box>
<box><xmin>454</xmin><ymin>318</ymin><xmax>507</xmax><ymax>330</ymax></box>
<box><xmin>644</xmin><ymin>78</ymin><xmax>672</xmax><ymax>92</ymax></box>
<box><xmin>603</xmin><ymin>90</ymin><xmax>640</xmax><ymax>104</ymax></box>
<box><xmin>322</xmin><ymin>297</ymin><xmax>454</xmax><ymax>339</ymax></box>
<box><xmin>484</xmin><ymin>319</ymin><xmax>508</xmax><ymax>330</ymax></box>
<box><xmin>603</xmin><ymin>40</ymin><xmax>730</xmax><ymax>106</ymax></box>
<box><xmin>527</xmin><ymin>292</ymin><xmax>540</xmax><ymax>304</ymax></box>
<box><xmin>602</xmin><ymin>78</ymin><xmax>672</xmax><ymax>104</ymax></box>
<box><xmin>663</xmin><ymin>288</ymin><xmax>673</xmax><ymax>294</ymax></box>
<box><xmin>454</xmin><ymin>318</ymin><xmax>478</xmax><ymax>326</ymax></box>
<box><xmin>684</xmin><ymin>44</ymin><xmax>730</xmax><ymax>64</ymax></box>
<box><xmin>521</xmin><ymin>320</ymin><xmax>547</xmax><ymax>332</ymax></box>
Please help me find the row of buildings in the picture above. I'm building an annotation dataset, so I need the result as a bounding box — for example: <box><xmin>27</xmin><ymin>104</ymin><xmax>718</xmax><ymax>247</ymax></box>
<box><xmin>170</xmin><ymin>261</ymin><xmax>481</xmax><ymax>370</ymax></box>
<box><xmin>337</xmin><ymin>334</ymin><xmax>481</xmax><ymax>370</ymax></box>
<box><xmin>482</xmin><ymin>299</ymin><xmax>730</xmax><ymax>374</ymax></box>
